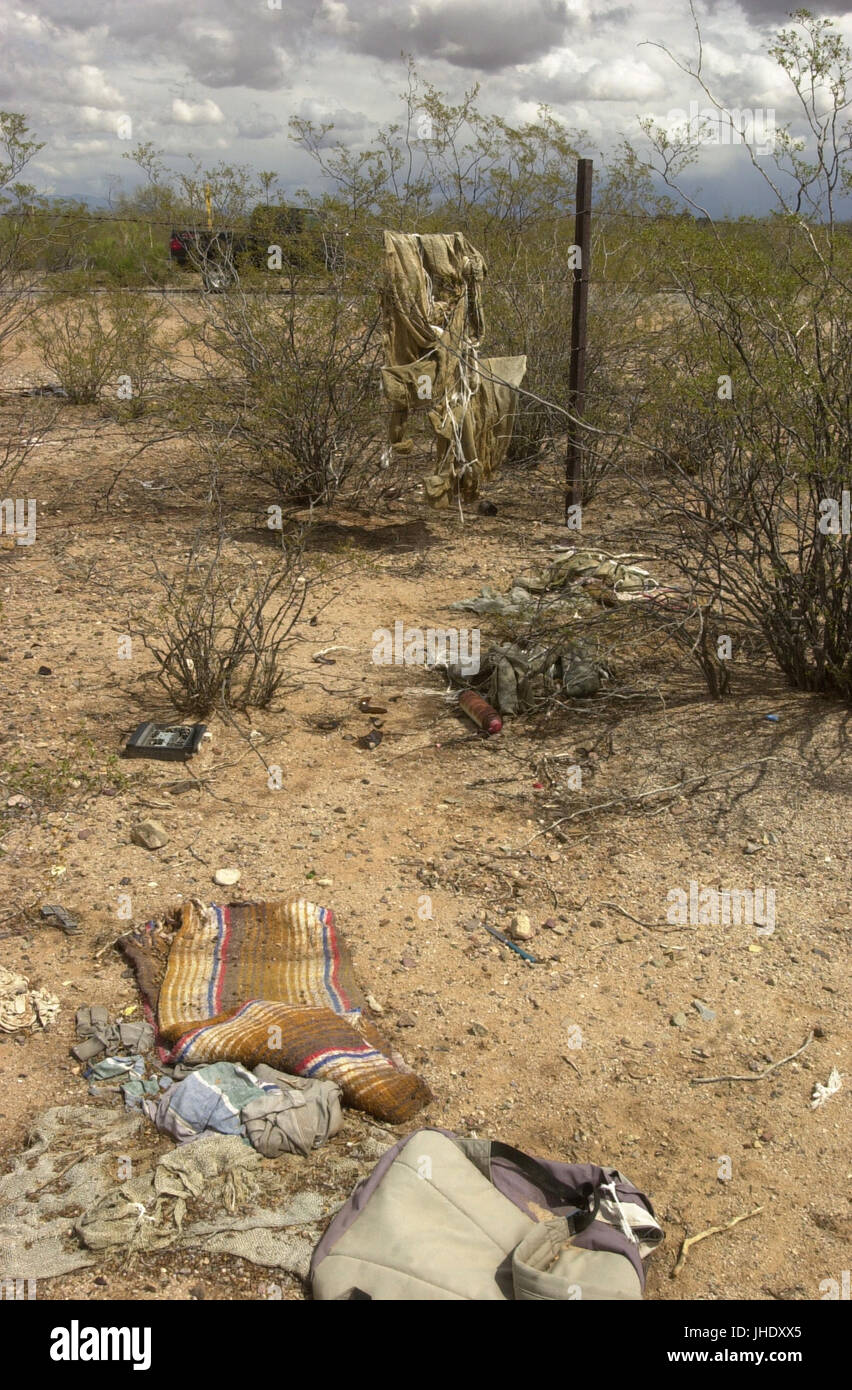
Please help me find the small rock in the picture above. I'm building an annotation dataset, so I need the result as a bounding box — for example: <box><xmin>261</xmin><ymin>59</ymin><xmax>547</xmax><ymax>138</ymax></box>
<box><xmin>509</xmin><ymin>911</ymin><xmax>533</xmax><ymax>942</ymax></box>
<box><xmin>37</xmin><ymin>665</ymin><xmax>52</xmax><ymax>676</ymax></box>
<box><xmin>743</xmin><ymin>841</ymin><xmax>762</xmax><ymax>855</ymax></box>
<box><xmin>365</xmin><ymin>992</ymin><xmax>384</xmax><ymax>1014</ymax></box>
<box><xmin>396</xmin><ymin>1012</ymin><xmax>416</xmax><ymax>1028</ymax></box>
<box><xmin>692</xmin><ymin>1000</ymin><xmax>716</xmax><ymax>1022</ymax></box>
<box><xmin>190</xmin><ymin>1283</ymin><xmax>206</xmax><ymax>1300</ymax></box>
<box><xmin>469</xmin><ymin>1022</ymin><xmax>488</xmax><ymax>1037</ymax></box>
<box><xmin>478</xmin><ymin>499</ymin><xmax>498</xmax><ymax>516</ymax></box>
<box><xmin>670</xmin><ymin>1012</ymin><xmax>689</xmax><ymax>1028</ymax></box>
<box><xmin>213</xmin><ymin>868</ymin><xmax>241</xmax><ymax>887</ymax></box>
<box><xmin>130</xmin><ymin>819</ymin><xmax>168</xmax><ymax>851</ymax></box>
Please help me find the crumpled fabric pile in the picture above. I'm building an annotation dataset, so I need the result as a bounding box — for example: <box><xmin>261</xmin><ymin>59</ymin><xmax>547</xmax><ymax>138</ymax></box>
<box><xmin>143</xmin><ymin>1060</ymin><xmax>342</xmax><ymax>1155</ymax></box>
<box><xmin>73</xmin><ymin>1005</ymin><xmax>343</xmax><ymax>1156</ymax></box>
<box><xmin>450</xmin><ymin>548</ymin><xmax>664</xmax><ymax>619</ymax></box>
<box><xmin>0</xmin><ymin>965</ymin><xmax>60</xmax><ymax>1032</ymax></box>
<box><xmin>440</xmin><ymin>639</ymin><xmax>609</xmax><ymax>715</ymax></box>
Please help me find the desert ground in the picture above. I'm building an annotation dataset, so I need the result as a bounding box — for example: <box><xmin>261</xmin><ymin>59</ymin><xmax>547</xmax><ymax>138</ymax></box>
<box><xmin>0</xmin><ymin>310</ymin><xmax>848</xmax><ymax>1303</ymax></box>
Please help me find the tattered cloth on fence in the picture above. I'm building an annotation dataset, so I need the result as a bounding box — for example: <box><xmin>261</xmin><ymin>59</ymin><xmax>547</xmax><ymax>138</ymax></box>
<box><xmin>119</xmin><ymin>899</ymin><xmax>431</xmax><ymax>1126</ymax></box>
<box><xmin>450</xmin><ymin>548</ymin><xmax>662</xmax><ymax>619</ymax></box>
<box><xmin>380</xmin><ymin>229</ymin><xmax>526</xmax><ymax>505</ymax></box>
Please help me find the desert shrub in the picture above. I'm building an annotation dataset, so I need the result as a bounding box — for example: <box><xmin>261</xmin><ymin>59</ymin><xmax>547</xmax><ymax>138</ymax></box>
<box><xmin>635</xmin><ymin>13</ymin><xmax>852</xmax><ymax>700</ymax></box>
<box><xmin>136</xmin><ymin>533</ymin><xmax>308</xmax><ymax>714</ymax></box>
<box><xmin>180</xmin><ymin>285</ymin><xmax>385</xmax><ymax>507</ymax></box>
<box><xmin>32</xmin><ymin>292</ymin><xmax>168</xmax><ymax>412</ymax></box>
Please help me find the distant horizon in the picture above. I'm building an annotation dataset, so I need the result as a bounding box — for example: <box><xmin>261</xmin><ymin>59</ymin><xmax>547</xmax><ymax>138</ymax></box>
<box><xmin>3</xmin><ymin>2</ymin><xmax>850</xmax><ymax>222</ymax></box>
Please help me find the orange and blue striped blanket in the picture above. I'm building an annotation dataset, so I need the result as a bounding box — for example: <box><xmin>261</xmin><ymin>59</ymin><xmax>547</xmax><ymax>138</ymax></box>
<box><xmin>120</xmin><ymin>898</ymin><xmax>431</xmax><ymax>1126</ymax></box>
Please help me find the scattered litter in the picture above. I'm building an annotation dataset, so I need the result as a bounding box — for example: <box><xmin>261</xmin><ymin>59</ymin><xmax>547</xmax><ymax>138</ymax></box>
<box><xmin>358</xmin><ymin>697</ymin><xmax>388</xmax><ymax>714</ymax></box>
<box><xmin>312</xmin><ymin>645</ymin><xmax>355</xmax><ymax>664</ymax></box>
<box><xmin>458</xmin><ymin>689</ymin><xmax>502</xmax><ymax>734</ymax></box>
<box><xmin>450</xmin><ymin>549</ymin><xmax>668</xmax><ymax>618</ymax></box>
<box><xmin>40</xmin><ymin>902</ymin><xmax>80</xmax><ymax>935</ymax></box>
<box><xmin>765</xmin><ymin>714</ymin><xmax>780</xmax><ymax>723</ymax></box>
<box><xmin>0</xmin><ymin>965</ymin><xmax>60</xmax><ymax>1032</ymax></box>
<box><xmin>810</xmin><ymin>1066</ymin><xmax>842</xmax><ymax>1109</ymax></box>
<box><xmin>213</xmin><ymin>868</ymin><xmax>241</xmax><ymax>887</ymax></box>
<box><xmin>123</xmin><ymin>721</ymin><xmax>207</xmax><ymax>762</ymax></box>
<box><xmin>443</xmin><ymin>639</ymin><xmax>608</xmax><ymax>716</ymax></box>
<box><xmin>483</xmin><ymin>923</ymin><xmax>539</xmax><ymax>964</ymax></box>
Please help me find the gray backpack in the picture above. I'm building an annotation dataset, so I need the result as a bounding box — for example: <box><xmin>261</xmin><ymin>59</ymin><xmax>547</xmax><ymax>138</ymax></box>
<box><xmin>311</xmin><ymin>1128</ymin><xmax>663</xmax><ymax>1300</ymax></box>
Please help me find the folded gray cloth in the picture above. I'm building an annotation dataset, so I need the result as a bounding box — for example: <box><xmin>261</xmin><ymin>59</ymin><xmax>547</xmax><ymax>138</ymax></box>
<box><xmin>241</xmin><ymin>1066</ymin><xmax>343</xmax><ymax>1158</ymax></box>
<box><xmin>73</xmin><ymin>1006</ymin><xmax>154</xmax><ymax>1062</ymax></box>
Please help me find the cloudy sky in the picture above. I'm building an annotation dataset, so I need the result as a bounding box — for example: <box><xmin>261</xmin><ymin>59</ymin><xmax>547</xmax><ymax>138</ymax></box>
<box><xmin>2</xmin><ymin>1</ymin><xmax>851</xmax><ymax>215</ymax></box>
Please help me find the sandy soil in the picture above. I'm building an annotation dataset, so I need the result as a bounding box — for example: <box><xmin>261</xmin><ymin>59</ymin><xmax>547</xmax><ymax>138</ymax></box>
<box><xmin>0</xmin><ymin>336</ymin><xmax>848</xmax><ymax>1303</ymax></box>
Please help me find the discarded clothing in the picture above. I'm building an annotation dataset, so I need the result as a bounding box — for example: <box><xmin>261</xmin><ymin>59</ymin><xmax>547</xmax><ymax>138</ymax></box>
<box><xmin>120</xmin><ymin>899</ymin><xmax>431</xmax><ymax>1125</ymax></box>
<box><xmin>144</xmin><ymin>1062</ymin><xmax>276</xmax><ymax>1145</ymax></box>
<box><xmin>443</xmin><ymin>640</ymin><xmax>609</xmax><ymax>715</ymax></box>
<box><xmin>380</xmin><ymin>230</ymin><xmax>526</xmax><ymax>505</ymax></box>
<box><xmin>73</xmin><ymin>1004</ymin><xmax>154</xmax><ymax>1063</ymax></box>
<box><xmin>75</xmin><ymin>1133</ymin><xmax>330</xmax><ymax>1276</ymax></box>
<box><xmin>450</xmin><ymin>549</ymin><xmax>666</xmax><ymax>618</ymax></box>
<box><xmin>0</xmin><ymin>1105</ymin><xmax>145</xmax><ymax>1280</ymax></box>
<box><xmin>1</xmin><ymin>1103</ymin><xmax>394</xmax><ymax>1284</ymax></box>
<box><xmin>242</xmin><ymin>1066</ymin><xmax>343</xmax><ymax>1158</ymax></box>
<box><xmin>0</xmin><ymin>965</ymin><xmax>59</xmax><ymax>1032</ymax></box>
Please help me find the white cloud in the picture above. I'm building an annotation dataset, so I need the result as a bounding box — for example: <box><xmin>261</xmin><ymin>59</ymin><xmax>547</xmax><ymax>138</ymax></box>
<box><xmin>170</xmin><ymin>97</ymin><xmax>226</xmax><ymax>126</ymax></box>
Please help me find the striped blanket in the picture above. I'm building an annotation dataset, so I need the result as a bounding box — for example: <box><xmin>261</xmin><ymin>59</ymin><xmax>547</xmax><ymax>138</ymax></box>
<box><xmin>120</xmin><ymin>899</ymin><xmax>431</xmax><ymax>1126</ymax></box>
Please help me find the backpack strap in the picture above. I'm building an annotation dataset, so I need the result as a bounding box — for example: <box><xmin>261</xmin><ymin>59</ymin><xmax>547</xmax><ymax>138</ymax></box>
<box><xmin>489</xmin><ymin>1141</ymin><xmax>601</xmax><ymax>1233</ymax></box>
